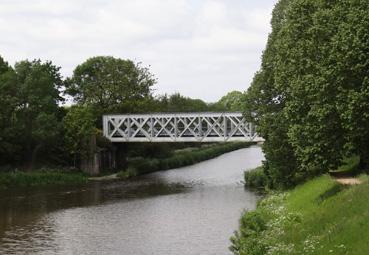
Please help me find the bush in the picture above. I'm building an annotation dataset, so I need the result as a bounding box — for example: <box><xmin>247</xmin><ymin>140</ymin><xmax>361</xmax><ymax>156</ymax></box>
<box><xmin>244</xmin><ymin>167</ymin><xmax>268</xmax><ymax>190</ymax></box>
<box><xmin>329</xmin><ymin>155</ymin><xmax>360</xmax><ymax>177</ymax></box>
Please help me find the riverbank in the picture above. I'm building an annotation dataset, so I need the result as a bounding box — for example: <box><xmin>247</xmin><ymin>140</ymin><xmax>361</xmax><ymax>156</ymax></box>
<box><xmin>0</xmin><ymin>142</ymin><xmax>256</xmax><ymax>188</ymax></box>
<box><xmin>0</xmin><ymin>169</ymin><xmax>88</xmax><ymax>189</ymax></box>
<box><xmin>117</xmin><ymin>141</ymin><xmax>256</xmax><ymax>178</ymax></box>
<box><xmin>231</xmin><ymin>174</ymin><xmax>369</xmax><ymax>255</ymax></box>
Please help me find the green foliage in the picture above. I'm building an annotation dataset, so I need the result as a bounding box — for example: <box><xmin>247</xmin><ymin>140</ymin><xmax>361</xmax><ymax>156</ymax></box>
<box><xmin>231</xmin><ymin>175</ymin><xmax>369</xmax><ymax>255</ymax></box>
<box><xmin>65</xmin><ymin>56</ymin><xmax>156</xmax><ymax>116</ymax></box>
<box><xmin>0</xmin><ymin>56</ymin><xmax>19</xmax><ymax>162</ymax></box>
<box><xmin>336</xmin><ymin>156</ymin><xmax>360</xmax><ymax>173</ymax></box>
<box><xmin>63</xmin><ymin>105</ymin><xmax>96</xmax><ymax>163</ymax></box>
<box><xmin>244</xmin><ymin>0</ymin><xmax>299</xmax><ymax>188</ymax></box>
<box><xmin>0</xmin><ymin>58</ymin><xmax>63</xmax><ymax>167</ymax></box>
<box><xmin>217</xmin><ymin>91</ymin><xmax>246</xmax><ymax>111</ymax></box>
<box><xmin>329</xmin><ymin>155</ymin><xmax>360</xmax><ymax>177</ymax></box>
<box><xmin>245</xmin><ymin>0</ymin><xmax>369</xmax><ymax>187</ymax></box>
<box><xmin>0</xmin><ymin>169</ymin><xmax>87</xmax><ymax>189</ymax></box>
<box><xmin>154</xmin><ymin>93</ymin><xmax>210</xmax><ymax>112</ymax></box>
<box><xmin>244</xmin><ymin>167</ymin><xmax>268</xmax><ymax>190</ymax></box>
<box><xmin>0</xmin><ymin>52</ymin><xmax>242</xmax><ymax>172</ymax></box>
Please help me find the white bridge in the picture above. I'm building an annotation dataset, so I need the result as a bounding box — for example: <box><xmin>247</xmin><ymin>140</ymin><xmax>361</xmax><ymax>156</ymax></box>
<box><xmin>103</xmin><ymin>112</ymin><xmax>262</xmax><ymax>142</ymax></box>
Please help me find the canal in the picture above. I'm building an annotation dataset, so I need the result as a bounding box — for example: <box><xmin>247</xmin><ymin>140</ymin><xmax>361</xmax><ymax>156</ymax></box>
<box><xmin>0</xmin><ymin>145</ymin><xmax>264</xmax><ymax>255</ymax></box>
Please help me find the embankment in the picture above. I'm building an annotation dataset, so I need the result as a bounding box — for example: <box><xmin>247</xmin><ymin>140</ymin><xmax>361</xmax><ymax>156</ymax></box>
<box><xmin>231</xmin><ymin>174</ymin><xmax>369</xmax><ymax>255</ymax></box>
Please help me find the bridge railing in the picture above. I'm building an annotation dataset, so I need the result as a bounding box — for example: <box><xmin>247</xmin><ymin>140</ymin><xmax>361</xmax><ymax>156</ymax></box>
<box><xmin>103</xmin><ymin>112</ymin><xmax>262</xmax><ymax>142</ymax></box>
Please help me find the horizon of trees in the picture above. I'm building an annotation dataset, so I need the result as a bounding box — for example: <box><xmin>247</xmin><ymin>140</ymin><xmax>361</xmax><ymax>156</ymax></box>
<box><xmin>0</xmin><ymin>54</ymin><xmax>246</xmax><ymax>170</ymax></box>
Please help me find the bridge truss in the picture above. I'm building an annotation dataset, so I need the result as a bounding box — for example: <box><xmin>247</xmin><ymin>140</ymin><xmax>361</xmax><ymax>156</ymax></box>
<box><xmin>103</xmin><ymin>112</ymin><xmax>262</xmax><ymax>142</ymax></box>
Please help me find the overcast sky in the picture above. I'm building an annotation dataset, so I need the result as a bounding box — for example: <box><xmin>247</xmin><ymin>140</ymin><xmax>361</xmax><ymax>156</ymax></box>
<box><xmin>0</xmin><ymin>0</ymin><xmax>277</xmax><ymax>102</ymax></box>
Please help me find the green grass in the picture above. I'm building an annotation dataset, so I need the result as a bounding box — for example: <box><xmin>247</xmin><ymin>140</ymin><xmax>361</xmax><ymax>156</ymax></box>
<box><xmin>231</xmin><ymin>174</ymin><xmax>369</xmax><ymax>255</ymax></box>
<box><xmin>0</xmin><ymin>169</ymin><xmax>88</xmax><ymax>189</ymax></box>
<box><xmin>118</xmin><ymin>142</ymin><xmax>255</xmax><ymax>178</ymax></box>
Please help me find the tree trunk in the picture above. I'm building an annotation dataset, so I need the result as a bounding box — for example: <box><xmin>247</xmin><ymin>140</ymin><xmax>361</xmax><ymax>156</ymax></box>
<box><xmin>29</xmin><ymin>143</ymin><xmax>43</xmax><ymax>170</ymax></box>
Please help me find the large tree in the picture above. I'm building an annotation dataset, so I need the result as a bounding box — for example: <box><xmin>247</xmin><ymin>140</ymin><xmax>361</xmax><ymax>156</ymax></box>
<box><xmin>66</xmin><ymin>56</ymin><xmax>156</xmax><ymax>115</ymax></box>
<box><xmin>244</xmin><ymin>0</ymin><xmax>299</xmax><ymax>188</ymax></box>
<box><xmin>217</xmin><ymin>91</ymin><xmax>245</xmax><ymax>112</ymax></box>
<box><xmin>15</xmin><ymin>59</ymin><xmax>63</xmax><ymax>168</ymax></box>
<box><xmin>0</xmin><ymin>56</ymin><xmax>19</xmax><ymax>164</ymax></box>
<box><xmin>245</xmin><ymin>0</ymin><xmax>369</xmax><ymax>187</ymax></box>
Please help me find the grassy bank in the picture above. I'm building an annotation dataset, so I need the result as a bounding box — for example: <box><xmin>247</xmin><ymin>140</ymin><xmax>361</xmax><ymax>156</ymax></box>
<box><xmin>118</xmin><ymin>142</ymin><xmax>256</xmax><ymax>178</ymax></box>
<box><xmin>231</xmin><ymin>174</ymin><xmax>369</xmax><ymax>255</ymax></box>
<box><xmin>243</xmin><ymin>155</ymin><xmax>361</xmax><ymax>191</ymax></box>
<box><xmin>0</xmin><ymin>169</ymin><xmax>88</xmax><ymax>189</ymax></box>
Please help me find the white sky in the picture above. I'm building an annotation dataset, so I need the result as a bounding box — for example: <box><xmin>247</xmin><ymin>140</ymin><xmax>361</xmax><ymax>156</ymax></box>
<box><xmin>0</xmin><ymin>0</ymin><xmax>277</xmax><ymax>102</ymax></box>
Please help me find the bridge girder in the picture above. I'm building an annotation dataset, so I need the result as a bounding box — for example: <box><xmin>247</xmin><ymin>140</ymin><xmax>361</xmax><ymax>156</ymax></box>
<box><xmin>103</xmin><ymin>112</ymin><xmax>262</xmax><ymax>142</ymax></box>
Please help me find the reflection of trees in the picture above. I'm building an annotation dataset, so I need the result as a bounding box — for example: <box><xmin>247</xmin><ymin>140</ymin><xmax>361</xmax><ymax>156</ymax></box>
<box><xmin>0</xmin><ymin>184</ymin><xmax>103</xmax><ymax>237</ymax></box>
<box><xmin>0</xmin><ymin>178</ymin><xmax>185</xmax><ymax>237</ymax></box>
<box><xmin>0</xmin><ymin>177</ymin><xmax>188</xmax><ymax>253</ymax></box>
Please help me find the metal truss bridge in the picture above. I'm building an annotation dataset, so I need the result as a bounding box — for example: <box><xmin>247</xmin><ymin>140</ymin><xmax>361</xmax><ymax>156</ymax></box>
<box><xmin>103</xmin><ymin>112</ymin><xmax>262</xmax><ymax>143</ymax></box>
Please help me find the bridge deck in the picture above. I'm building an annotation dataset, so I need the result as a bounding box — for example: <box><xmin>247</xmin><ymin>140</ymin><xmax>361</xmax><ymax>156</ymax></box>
<box><xmin>103</xmin><ymin>112</ymin><xmax>262</xmax><ymax>142</ymax></box>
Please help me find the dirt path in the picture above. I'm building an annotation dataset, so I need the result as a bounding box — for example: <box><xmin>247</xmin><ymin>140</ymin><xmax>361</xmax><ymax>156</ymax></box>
<box><xmin>335</xmin><ymin>177</ymin><xmax>362</xmax><ymax>185</ymax></box>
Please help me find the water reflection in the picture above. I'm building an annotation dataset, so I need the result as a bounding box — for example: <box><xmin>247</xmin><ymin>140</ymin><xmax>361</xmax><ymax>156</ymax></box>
<box><xmin>0</xmin><ymin>145</ymin><xmax>264</xmax><ymax>255</ymax></box>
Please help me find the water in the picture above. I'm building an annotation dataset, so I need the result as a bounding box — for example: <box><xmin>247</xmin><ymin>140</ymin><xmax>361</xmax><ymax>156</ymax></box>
<box><xmin>0</xmin><ymin>145</ymin><xmax>264</xmax><ymax>255</ymax></box>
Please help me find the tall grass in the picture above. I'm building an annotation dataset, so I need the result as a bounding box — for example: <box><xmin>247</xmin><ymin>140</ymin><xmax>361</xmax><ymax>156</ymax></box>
<box><xmin>0</xmin><ymin>169</ymin><xmax>88</xmax><ymax>189</ymax></box>
<box><xmin>119</xmin><ymin>142</ymin><xmax>255</xmax><ymax>177</ymax></box>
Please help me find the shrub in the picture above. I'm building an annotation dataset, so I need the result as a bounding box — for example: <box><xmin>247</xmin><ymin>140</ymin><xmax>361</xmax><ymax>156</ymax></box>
<box><xmin>244</xmin><ymin>167</ymin><xmax>268</xmax><ymax>190</ymax></box>
<box><xmin>329</xmin><ymin>155</ymin><xmax>360</xmax><ymax>177</ymax></box>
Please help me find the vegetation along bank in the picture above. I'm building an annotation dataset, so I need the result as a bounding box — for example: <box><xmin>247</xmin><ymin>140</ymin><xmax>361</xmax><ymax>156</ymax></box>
<box><xmin>0</xmin><ymin>169</ymin><xmax>88</xmax><ymax>189</ymax></box>
<box><xmin>231</xmin><ymin>175</ymin><xmax>369</xmax><ymax>255</ymax></box>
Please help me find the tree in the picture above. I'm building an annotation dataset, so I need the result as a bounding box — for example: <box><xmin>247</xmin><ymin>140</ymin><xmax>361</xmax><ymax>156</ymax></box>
<box><xmin>0</xmin><ymin>56</ymin><xmax>20</xmax><ymax>164</ymax></box>
<box><xmin>63</xmin><ymin>106</ymin><xmax>96</xmax><ymax>167</ymax></box>
<box><xmin>65</xmin><ymin>56</ymin><xmax>156</xmax><ymax>115</ymax></box>
<box><xmin>14</xmin><ymin>59</ymin><xmax>63</xmax><ymax>168</ymax></box>
<box><xmin>244</xmin><ymin>0</ymin><xmax>299</xmax><ymax>188</ymax></box>
<box><xmin>331</xmin><ymin>1</ymin><xmax>369</xmax><ymax>168</ymax></box>
<box><xmin>217</xmin><ymin>91</ymin><xmax>245</xmax><ymax>111</ymax></box>
<box><xmin>245</xmin><ymin>0</ymin><xmax>369</xmax><ymax>187</ymax></box>
<box><xmin>165</xmin><ymin>93</ymin><xmax>209</xmax><ymax>112</ymax></box>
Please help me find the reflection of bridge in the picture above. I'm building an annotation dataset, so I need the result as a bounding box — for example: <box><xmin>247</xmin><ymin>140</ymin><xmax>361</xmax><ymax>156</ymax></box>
<box><xmin>103</xmin><ymin>112</ymin><xmax>263</xmax><ymax>142</ymax></box>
